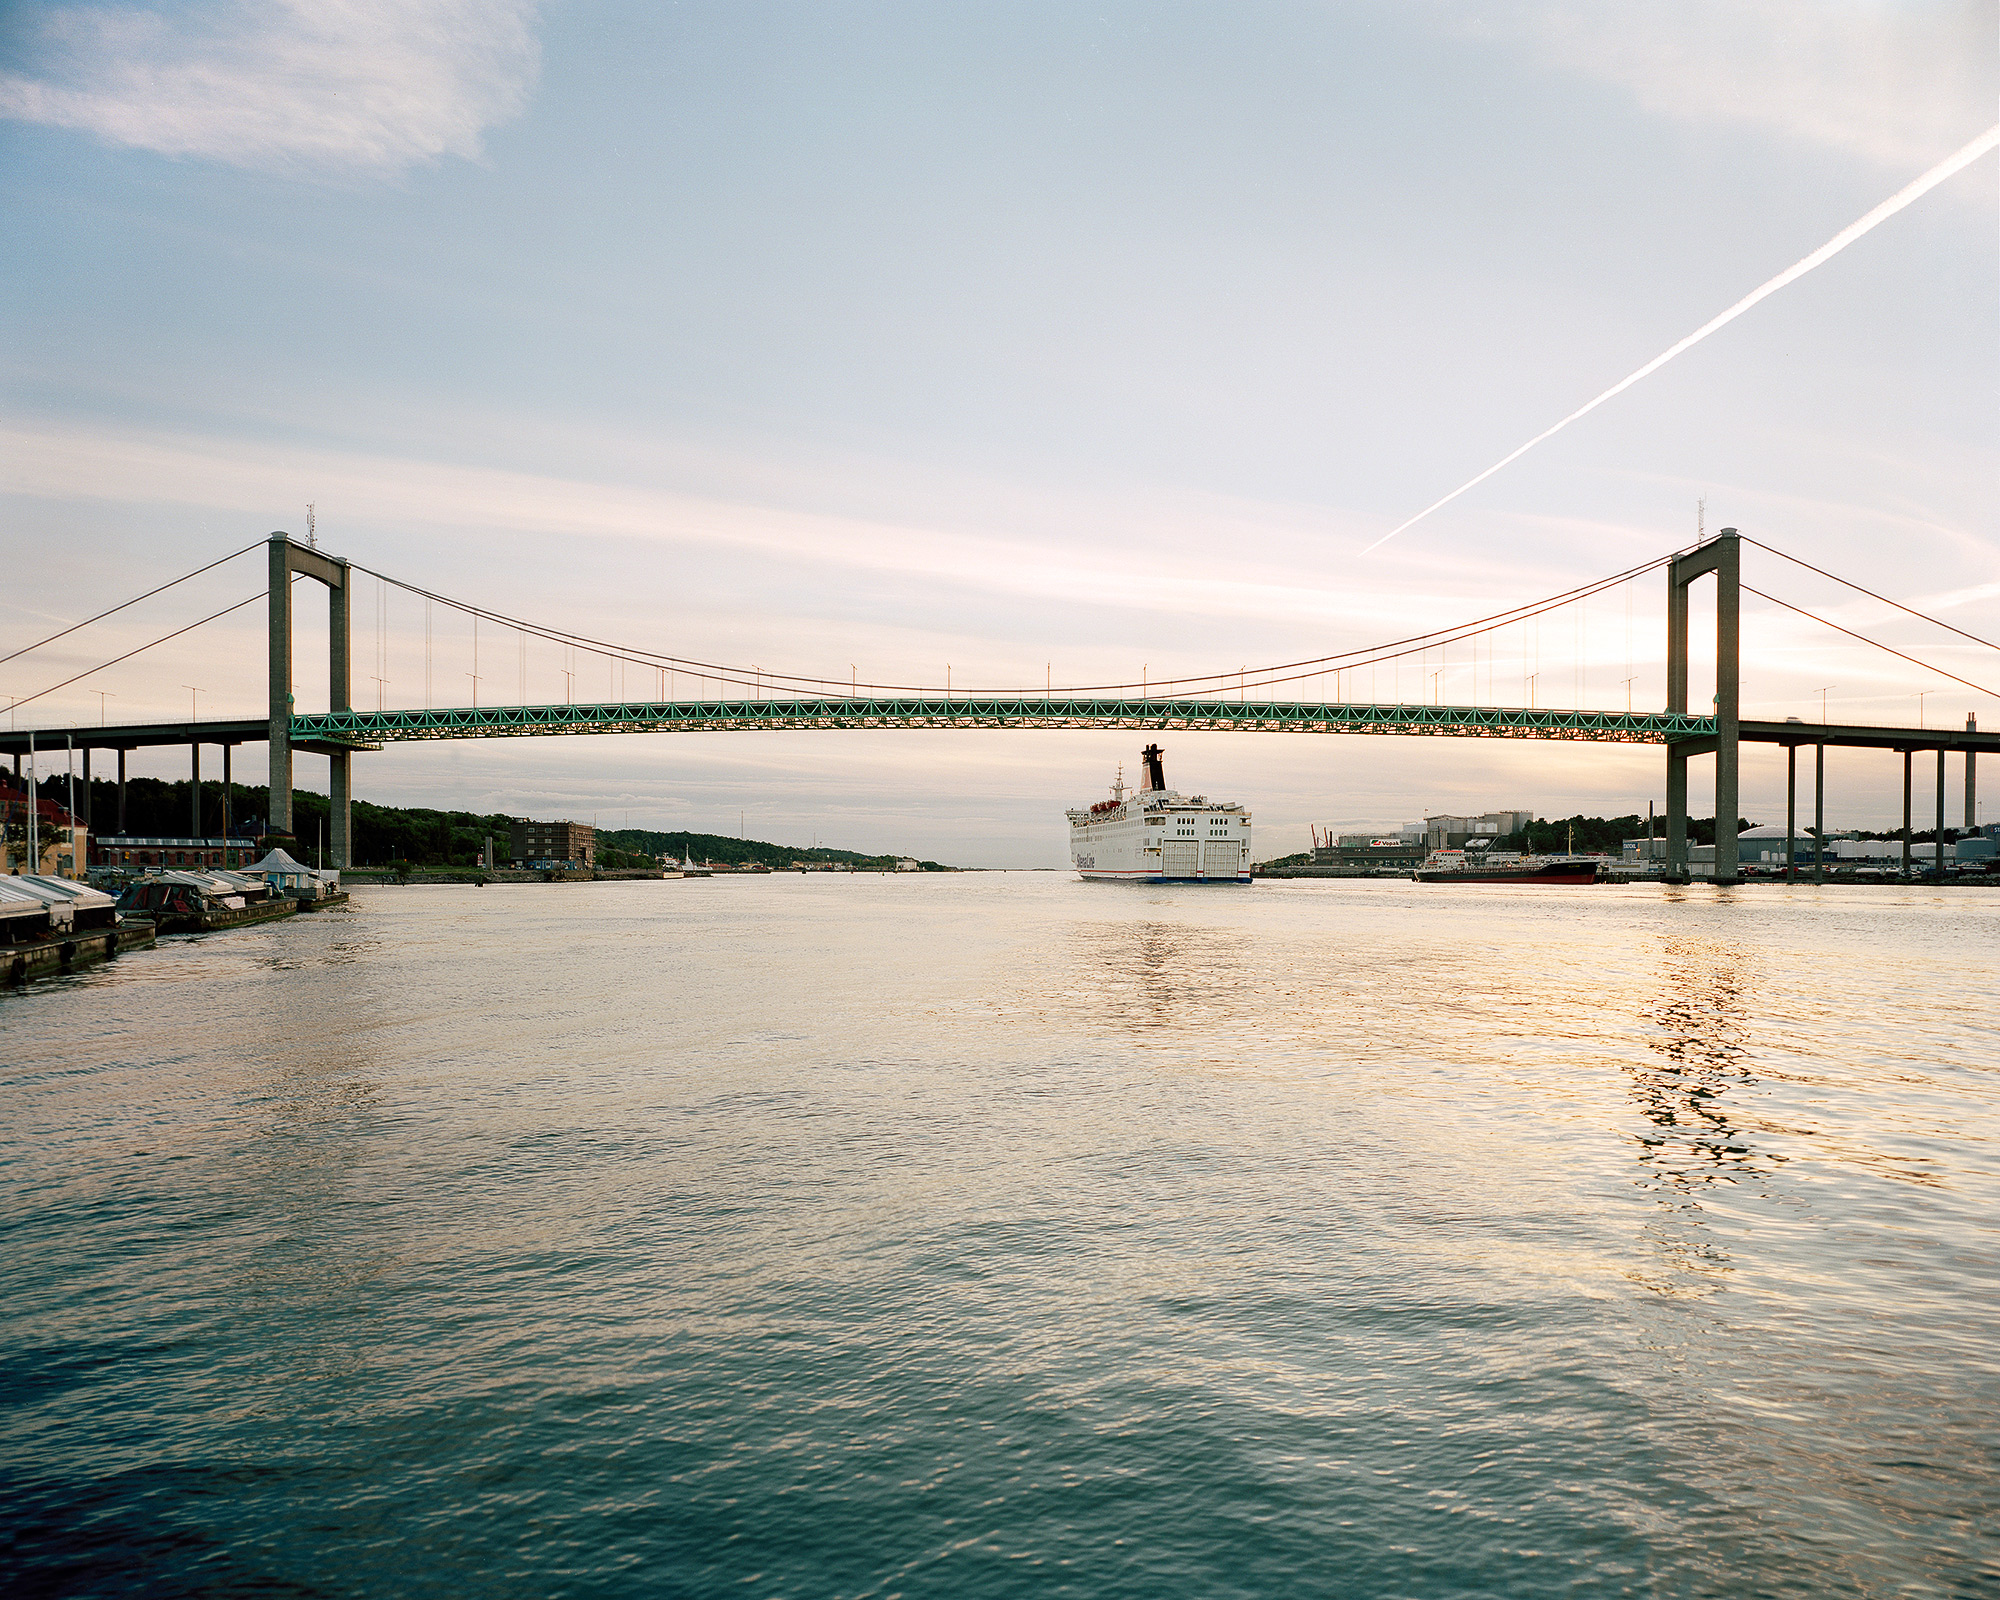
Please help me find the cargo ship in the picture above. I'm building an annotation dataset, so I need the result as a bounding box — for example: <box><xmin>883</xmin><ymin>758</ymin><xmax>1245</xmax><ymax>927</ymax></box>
<box><xmin>1067</xmin><ymin>744</ymin><xmax>1252</xmax><ymax>883</ymax></box>
<box><xmin>1413</xmin><ymin>849</ymin><xmax>1602</xmax><ymax>885</ymax></box>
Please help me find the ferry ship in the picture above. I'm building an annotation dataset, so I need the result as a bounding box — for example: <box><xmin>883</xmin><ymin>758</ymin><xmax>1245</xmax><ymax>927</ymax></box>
<box><xmin>1067</xmin><ymin>744</ymin><xmax>1252</xmax><ymax>883</ymax></box>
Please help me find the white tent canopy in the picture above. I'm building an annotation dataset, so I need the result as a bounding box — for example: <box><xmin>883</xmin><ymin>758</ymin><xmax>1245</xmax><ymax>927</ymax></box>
<box><xmin>243</xmin><ymin>848</ymin><xmax>337</xmax><ymax>893</ymax></box>
<box><xmin>245</xmin><ymin>848</ymin><xmax>327</xmax><ymax>879</ymax></box>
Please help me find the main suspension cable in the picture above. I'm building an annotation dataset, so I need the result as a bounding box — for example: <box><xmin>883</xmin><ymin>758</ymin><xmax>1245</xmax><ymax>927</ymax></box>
<box><xmin>20</xmin><ymin>548</ymin><xmax>1991</xmax><ymax>723</ymax></box>
<box><xmin>351</xmin><ymin>552</ymin><xmax>1670</xmax><ymax>699</ymax></box>
<box><xmin>0</xmin><ymin>539</ymin><xmax>264</xmax><ymax>667</ymax></box>
<box><xmin>1744</xmin><ymin>536</ymin><xmax>2000</xmax><ymax>655</ymax></box>
<box><xmin>6</xmin><ymin>591</ymin><xmax>268</xmax><ymax>714</ymax></box>
<box><xmin>1742</xmin><ymin>586</ymin><xmax>1998</xmax><ymax>701</ymax></box>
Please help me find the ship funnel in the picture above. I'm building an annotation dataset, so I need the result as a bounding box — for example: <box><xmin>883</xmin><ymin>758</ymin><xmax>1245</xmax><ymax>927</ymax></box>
<box><xmin>1141</xmin><ymin>743</ymin><xmax>1166</xmax><ymax>792</ymax></box>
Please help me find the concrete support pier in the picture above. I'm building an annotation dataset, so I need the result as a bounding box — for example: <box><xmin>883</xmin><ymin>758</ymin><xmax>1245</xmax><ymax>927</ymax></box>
<box><xmin>1665</xmin><ymin>748</ymin><xmax>1688</xmax><ymax>880</ymax></box>
<box><xmin>1936</xmin><ymin>750</ymin><xmax>1947</xmax><ymax>878</ymax></box>
<box><xmin>1786</xmin><ymin>744</ymin><xmax>1797</xmax><ymax>882</ymax></box>
<box><xmin>1813</xmin><ymin>744</ymin><xmax>1825</xmax><ymax>885</ymax></box>
<box><xmin>1901</xmin><ymin>752</ymin><xmax>1913</xmax><ymax>879</ymax></box>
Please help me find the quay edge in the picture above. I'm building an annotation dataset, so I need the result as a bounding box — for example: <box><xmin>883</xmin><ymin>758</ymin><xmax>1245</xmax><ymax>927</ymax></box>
<box><xmin>4</xmin><ymin>921</ymin><xmax>157</xmax><ymax>986</ymax></box>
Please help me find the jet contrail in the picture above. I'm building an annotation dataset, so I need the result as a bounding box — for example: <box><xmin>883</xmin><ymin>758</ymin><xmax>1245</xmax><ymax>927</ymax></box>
<box><xmin>1363</xmin><ymin>121</ymin><xmax>2000</xmax><ymax>553</ymax></box>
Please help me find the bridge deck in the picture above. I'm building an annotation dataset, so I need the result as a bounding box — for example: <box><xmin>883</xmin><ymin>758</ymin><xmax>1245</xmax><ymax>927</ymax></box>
<box><xmin>294</xmin><ymin>698</ymin><xmax>1711</xmax><ymax>742</ymax></box>
<box><xmin>0</xmin><ymin>717</ymin><xmax>373</xmax><ymax>756</ymax></box>
<box><xmin>5</xmin><ymin>702</ymin><xmax>1993</xmax><ymax>754</ymax></box>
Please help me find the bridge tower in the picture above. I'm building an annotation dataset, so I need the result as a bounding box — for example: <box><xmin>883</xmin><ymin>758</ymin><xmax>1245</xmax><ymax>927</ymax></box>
<box><xmin>1664</xmin><ymin>529</ymin><xmax>1740</xmax><ymax>885</ymax></box>
<box><xmin>267</xmin><ymin>533</ymin><xmax>353</xmax><ymax>867</ymax></box>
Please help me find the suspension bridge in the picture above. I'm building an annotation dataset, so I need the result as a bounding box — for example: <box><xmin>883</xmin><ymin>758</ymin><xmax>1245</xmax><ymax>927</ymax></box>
<box><xmin>5</xmin><ymin>528</ymin><xmax>1995</xmax><ymax>884</ymax></box>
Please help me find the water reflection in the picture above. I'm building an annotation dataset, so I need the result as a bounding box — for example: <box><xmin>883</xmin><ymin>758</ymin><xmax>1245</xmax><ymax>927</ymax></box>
<box><xmin>222</xmin><ymin>951</ymin><xmax>401</xmax><ymax>1393</ymax></box>
<box><xmin>1058</xmin><ymin>918</ymin><xmax>1250</xmax><ymax>1037</ymax></box>
<box><xmin>1625</xmin><ymin>935</ymin><xmax>1767</xmax><ymax>1296</ymax></box>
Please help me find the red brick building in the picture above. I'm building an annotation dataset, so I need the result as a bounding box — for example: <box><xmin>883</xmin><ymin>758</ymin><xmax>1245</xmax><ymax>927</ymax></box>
<box><xmin>93</xmin><ymin>836</ymin><xmax>259</xmax><ymax>870</ymax></box>
<box><xmin>1</xmin><ymin>776</ymin><xmax>87</xmax><ymax>876</ymax></box>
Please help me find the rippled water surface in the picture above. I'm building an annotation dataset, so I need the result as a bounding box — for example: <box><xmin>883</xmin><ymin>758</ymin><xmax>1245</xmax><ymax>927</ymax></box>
<box><xmin>4</xmin><ymin>875</ymin><xmax>1997</xmax><ymax>1598</ymax></box>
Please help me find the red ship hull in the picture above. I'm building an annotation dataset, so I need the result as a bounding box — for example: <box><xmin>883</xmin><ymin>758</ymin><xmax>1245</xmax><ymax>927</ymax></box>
<box><xmin>1414</xmin><ymin>862</ymin><xmax>1600</xmax><ymax>885</ymax></box>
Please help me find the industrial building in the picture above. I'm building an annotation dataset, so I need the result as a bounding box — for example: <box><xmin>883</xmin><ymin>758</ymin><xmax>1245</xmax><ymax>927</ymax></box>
<box><xmin>1415</xmin><ymin>811</ymin><xmax>1536</xmax><ymax>852</ymax></box>
<box><xmin>1306</xmin><ymin>809</ymin><xmax>1534</xmax><ymax>868</ymax></box>
<box><xmin>509</xmin><ymin>818</ymin><xmax>596</xmax><ymax>869</ymax></box>
<box><xmin>1310</xmin><ymin>840</ymin><xmax>1424</xmax><ymax>870</ymax></box>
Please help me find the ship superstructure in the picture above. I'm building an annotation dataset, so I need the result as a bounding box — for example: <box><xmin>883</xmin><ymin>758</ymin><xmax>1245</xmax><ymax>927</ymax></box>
<box><xmin>1066</xmin><ymin>744</ymin><xmax>1252</xmax><ymax>883</ymax></box>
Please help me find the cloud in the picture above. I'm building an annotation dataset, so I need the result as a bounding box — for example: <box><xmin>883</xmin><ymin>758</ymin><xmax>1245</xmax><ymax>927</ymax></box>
<box><xmin>0</xmin><ymin>0</ymin><xmax>540</xmax><ymax>174</ymax></box>
<box><xmin>0</xmin><ymin>415</ymin><xmax>1470</xmax><ymax>636</ymax></box>
<box><xmin>1464</xmin><ymin>1</ymin><xmax>1994</xmax><ymax>169</ymax></box>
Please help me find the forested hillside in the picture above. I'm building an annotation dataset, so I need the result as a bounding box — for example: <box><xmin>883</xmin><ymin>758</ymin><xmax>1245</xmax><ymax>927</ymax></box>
<box><xmin>598</xmin><ymin>829</ymin><xmax>947</xmax><ymax>871</ymax></box>
<box><xmin>29</xmin><ymin>775</ymin><xmax>946</xmax><ymax>869</ymax></box>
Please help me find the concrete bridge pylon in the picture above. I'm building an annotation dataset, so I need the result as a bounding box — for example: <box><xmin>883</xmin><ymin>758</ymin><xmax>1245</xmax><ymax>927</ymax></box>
<box><xmin>267</xmin><ymin>532</ymin><xmax>352</xmax><ymax>866</ymax></box>
<box><xmin>1665</xmin><ymin>529</ymin><xmax>1740</xmax><ymax>885</ymax></box>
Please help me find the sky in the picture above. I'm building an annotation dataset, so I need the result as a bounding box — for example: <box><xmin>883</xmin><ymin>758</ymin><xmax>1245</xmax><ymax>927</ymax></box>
<box><xmin>2</xmin><ymin>0</ymin><xmax>1996</xmax><ymax>864</ymax></box>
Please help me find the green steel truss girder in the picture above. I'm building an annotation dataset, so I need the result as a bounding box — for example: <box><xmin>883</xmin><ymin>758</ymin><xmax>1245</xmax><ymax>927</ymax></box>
<box><xmin>294</xmin><ymin>699</ymin><xmax>1716</xmax><ymax>743</ymax></box>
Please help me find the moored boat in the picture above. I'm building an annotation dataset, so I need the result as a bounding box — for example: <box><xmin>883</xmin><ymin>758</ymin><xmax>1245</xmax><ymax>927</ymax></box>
<box><xmin>116</xmin><ymin>868</ymin><xmax>302</xmax><ymax>932</ymax></box>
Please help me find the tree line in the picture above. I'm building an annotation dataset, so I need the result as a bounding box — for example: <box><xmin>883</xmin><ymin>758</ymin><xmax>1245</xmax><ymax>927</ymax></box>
<box><xmin>25</xmin><ymin>774</ymin><xmax>942</xmax><ymax>870</ymax></box>
<box><xmin>598</xmin><ymin>828</ymin><xmax>946</xmax><ymax>871</ymax></box>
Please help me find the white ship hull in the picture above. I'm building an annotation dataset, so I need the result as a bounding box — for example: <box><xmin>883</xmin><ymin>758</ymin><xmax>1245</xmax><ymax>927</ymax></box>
<box><xmin>1067</xmin><ymin>745</ymin><xmax>1252</xmax><ymax>884</ymax></box>
<box><xmin>1073</xmin><ymin>861</ymin><xmax>1251</xmax><ymax>883</ymax></box>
